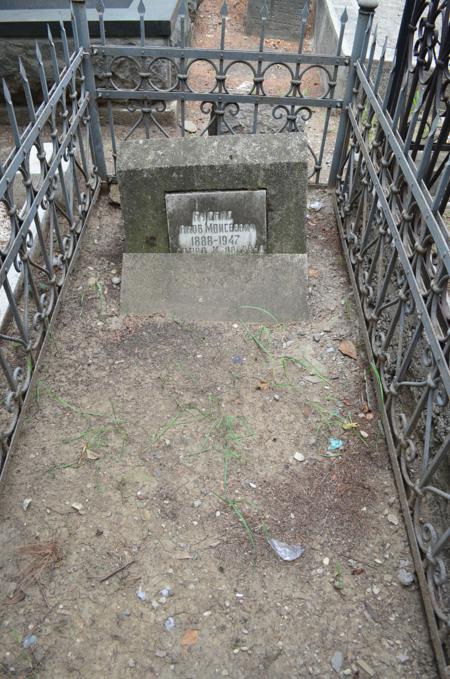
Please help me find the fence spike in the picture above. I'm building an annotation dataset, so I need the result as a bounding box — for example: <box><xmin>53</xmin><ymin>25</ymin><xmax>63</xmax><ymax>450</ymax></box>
<box><xmin>340</xmin><ymin>7</ymin><xmax>348</xmax><ymax>23</ymax></box>
<box><xmin>60</xmin><ymin>20</ymin><xmax>71</xmax><ymax>67</ymax></box>
<box><xmin>19</xmin><ymin>58</ymin><xmax>36</xmax><ymax>123</ymax></box>
<box><xmin>138</xmin><ymin>0</ymin><xmax>145</xmax><ymax>16</ymax></box>
<box><xmin>260</xmin><ymin>0</ymin><xmax>269</xmax><ymax>20</ymax></box>
<box><xmin>35</xmin><ymin>42</ymin><xmax>49</xmax><ymax>102</ymax></box>
<box><xmin>302</xmin><ymin>2</ymin><xmax>309</xmax><ymax>22</ymax></box>
<box><xmin>47</xmin><ymin>24</ymin><xmax>60</xmax><ymax>85</ymax></box>
<box><xmin>221</xmin><ymin>0</ymin><xmax>228</xmax><ymax>17</ymax></box>
<box><xmin>2</xmin><ymin>79</ymin><xmax>21</xmax><ymax>149</ymax></box>
<box><xmin>179</xmin><ymin>0</ymin><xmax>188</xmax><ymax>18</ymax></box>
<box><xmin>96</xmin><ymin>0</ymin><xmax>105</xmax><ymax>14</ymax></box>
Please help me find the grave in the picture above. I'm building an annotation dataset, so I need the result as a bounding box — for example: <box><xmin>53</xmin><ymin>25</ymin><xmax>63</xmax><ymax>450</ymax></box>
<box><xmin>0</xmin><ymin>0</ymin><xmax>187</xmax><ymax>102</ymax></box>
<box><xmin>117</xmin><ymin>134</ymin><xmax>309</xmax><ymax>322</ymax></box>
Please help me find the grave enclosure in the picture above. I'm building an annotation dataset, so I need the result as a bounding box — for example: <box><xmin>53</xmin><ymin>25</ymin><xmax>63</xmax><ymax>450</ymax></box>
<box><xmin>118</xmin><ymin>134</ymin><xmax>309</xmax><ymax>322</ymax></box>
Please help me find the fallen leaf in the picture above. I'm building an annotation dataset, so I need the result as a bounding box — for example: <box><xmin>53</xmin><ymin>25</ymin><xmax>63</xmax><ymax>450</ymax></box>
<box><xmin>3</xmin><ymin>588</ymin><xmax>26</xmax><ymax>605</ymax></box>
<box><xmin>339</xmin><ymin>339</ymin><xmax>357</xmax><ymax>360</ymax></box>
<box><xmin>308</xmin><ymin>267</ymin><xmax>319</xmax><ymax>279</ymax></box>
<box><xmin>86</xmin><ymin>450</ymin><xmax>100</xmax><ymax>461</ymax></box>
<box><xmin>181</xmin><ymin>629</ymin><xmax>199</xmax><ymax>648</ymax></box>
<box><xmin>343</xmin><ymin>399</ymin><xmax>352</xmax><ymax>407</ymax></box>
<box><xmin>365</xmin><ymin>413</ymin><xmax>374</xmax><ymax>421</ymax></box>
<box><xmin>342</xmin><ymin>422</ymin><xmax>358</xmax><ymax>431</ymax></box>
<box><xmin>352</xmin><ymin>567</ymin><xmax>366</xmax><ymax>575</ymax></box>
<box><xmin>256</xmin><ymin>380</ymin><xmax>270</xmax><ymax>391</ymax></box>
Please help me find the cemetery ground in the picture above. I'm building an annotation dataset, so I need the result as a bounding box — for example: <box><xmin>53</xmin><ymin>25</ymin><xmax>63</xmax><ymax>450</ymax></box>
<box><xmin>0</xmin><ymin>1</ymin><xmax>441</xmax><ymax>678</ymax></box>
<box><xmin>0</xmin><ymin>189</ymin><xmax>438</xmax><ymax>678</ymax></box>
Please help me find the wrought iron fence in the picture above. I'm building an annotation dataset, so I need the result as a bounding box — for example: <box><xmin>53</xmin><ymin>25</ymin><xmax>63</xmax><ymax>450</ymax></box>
<box><xmin>93</xmin><ymin>0</ymin><xmax>350</xmax><ymax>183</ymax></box>
<box><xmin>333</xmin><ymin>1</ymin><xmax>450</xmax><ymax>675</ymax></box>
<box><xmin>0</xmin><ymin>9</ymin><xmax>103</xmax><ymax>480</ymax></box>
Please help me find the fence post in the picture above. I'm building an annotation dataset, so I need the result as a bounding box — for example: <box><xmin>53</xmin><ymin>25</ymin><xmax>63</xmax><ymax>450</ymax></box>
<box><xmin>328</xmin><ymin>0</ymin><xmax>379</xmax><ymax>187</ymax></box>
<box><xmin>71</xmin><ymin>0</ymin><xmax>108</xmax><ymax>181</ymax></box>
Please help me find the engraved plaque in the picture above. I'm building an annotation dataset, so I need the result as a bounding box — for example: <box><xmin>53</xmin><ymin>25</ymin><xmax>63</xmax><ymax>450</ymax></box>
<box><xmin>166</xmin><ymin>190</ymin><xmax>267</xmax><ymax>254</ymax></box>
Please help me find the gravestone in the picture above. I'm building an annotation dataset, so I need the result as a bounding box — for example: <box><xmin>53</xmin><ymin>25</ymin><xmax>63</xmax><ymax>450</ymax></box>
<box><xmin>117</xmin><ymin>133</ymin><xmax>309</xmax><ymax>322</ymax></box>
<box><xmin>118</xmin><ymin>134</ymin><xmax>308</xmax><ymax>255</ymax></box>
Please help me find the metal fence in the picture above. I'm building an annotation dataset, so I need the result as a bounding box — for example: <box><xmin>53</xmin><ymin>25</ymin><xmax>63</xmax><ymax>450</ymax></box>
<box><xmin>333</xmin><ymin>0</ymin><xmax>450</xmax><ymax>675</ymax></box>
<box><xmin>0</xmin><ymin>10</ymin><xmax>102</xmax><ymax>480</ymax></box>
<box><xmin>0</xmin><ymin>0</ymin><xmax>449</xmax><ymax>674</ymax></box>
<box><xmin>93</xmin><ymin>0</ymin><xmax>350</xmax><ymax>183</ymax></box>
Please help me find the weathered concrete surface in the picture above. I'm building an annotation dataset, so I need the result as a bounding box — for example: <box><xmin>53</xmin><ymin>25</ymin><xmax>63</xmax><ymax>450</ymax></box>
<box><xmin>120</xmin><ymin>253</ymin><xmax>309</xmax><ymax>321</ymax></box>
<box><xmin>117</xmin><ymin>134</ymin><xmax>308</xmax><ymax>254</ymax></box>
<box><xmin>246</xmin><ymin>0</ymin><xmax>308</xmax><ymax>40</ymax></box>
<box><xmin>314</xmin><ymin>0</ymin><xmax>400</xmax><ymax>98</ymax></box>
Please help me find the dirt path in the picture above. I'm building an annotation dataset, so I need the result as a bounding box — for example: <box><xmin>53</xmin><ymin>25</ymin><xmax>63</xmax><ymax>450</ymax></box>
<box><xmin>0</xmin><ymin>2</ymin><xmax>438</xmax><ymax>678</ymax></box>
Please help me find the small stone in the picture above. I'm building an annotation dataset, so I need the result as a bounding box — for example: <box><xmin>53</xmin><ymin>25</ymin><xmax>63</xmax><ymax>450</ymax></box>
<box><xmin>193</xmin><ymin>500</ymin><xmax>202</xmax><ymax>508</ymax></box>
<box><xmin>343</xmin><ymin>670</ymin><xmax>352</xmax><ymax>676</ymax></box>
<box><xmin>183</xmin><ymin>120</ymin><xmax>197</xmax><ymax>134</ymax></box>
<box><xmin>273</xmin><ymin>394</ymin><xmax>280</xmax><ymax>401</ymax></box>
<box><xmin>87</xmin><ymin>276</ymin><xmax>96</xmax><ymax>286</ymax></box>
<box><xmin>293</xmin><ymin>452</ymin><xmax>305</xmax><ymax>462</ymax></box>
<box><xmin>323</xmin><ymin>557</ymin><xmax>330</xmax><ymax>566</ymax></box>
<box><xmin>359</xmin><ymin>430</ymin><xmax>369</xmax><ymax>439</ymax></box>
<box><xmin>164</xmin><ymin>617</ymin><xmax>175</xmax><ymax>631</ymax></box>
<box><xmin>71</xmin><ymin>502</ymin><xmax>85</xmax><ymax>515</ymax></box>
<box><xmin>155</xmin><ymin>649</ymin><xmax>167</xmax><ymax>658</ymax></box>
<box><xmin>111</xmin><ymin>276</ymin><xmax>121</xmax><ymax>286</ymax></box>
<box><xmin>387</xmin><ymin>513</ymin><xmax>399</xmax><ymax>526</ymax></box>
<box><xmin>331</xmin><ymin>651</ymin><xmax>344</xmax><ymax>672</ymax></box>
<box><xmin>233</xmin><ymin>648</ymin><xmax>240</xmax><ymax>654</ymax></box>
<box><xmin>22</xmin><ymin>498</ymin><xmax>32</xmax><ymax>511</ymax></box>
<box><xmin>22</xmin><ymin>634</ymin><xmax>38</xmax><ymax>649</ymax></box>
<box><xmin>215</xmin><ymin>511</ymin><xmax>221</xmax><ymax>517</ymax></box>
<box><xmin>128</xmin><ymin>659</ymin><xmax>136</xmax><ymax>668</ymax></box>
<box><xmin>397</xmin><ymin>568</ymin><xmax>414</xmax><ymax>586</ymax></box>
<box><xmin>372</xmin><ymin>585</ymin><xmax>380</xmax><ymax>595</ymax></box>
<box><xmin>313</xmin><ymin>333</ymin><xmax>321</xmax><ymax>342</ymax></box>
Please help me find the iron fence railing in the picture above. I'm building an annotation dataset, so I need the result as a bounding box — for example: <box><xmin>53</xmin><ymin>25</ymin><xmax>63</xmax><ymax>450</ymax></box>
<box><xmin>0</xmin><ymin>15</ymin><xmax>101</xmax><ymax>480</ymax></box>
<box><xmin>92</xmin><ymin>0</ymin><xmax>350</xmax><ymax>183</ymax></box>
<box><xmin>333</xmin><ymin>1</ymin><xmax>450</xmax><ymax>675</ymax></box>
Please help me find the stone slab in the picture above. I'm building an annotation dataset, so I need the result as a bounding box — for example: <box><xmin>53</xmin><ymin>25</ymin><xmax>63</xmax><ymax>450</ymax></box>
<box><xmin>117</xmin><ymin>134</ymin><xmax>308</xmax><ymax>255</ymax></box>
<box><xmin>120</xmin><ymin>253</ymin><xmax>309</xmax><ymax>321</ymax></box>
<box><xmin>166</xmin><ymin>190</ymin><xmax>267</xmax><ymax>254</ymax></box>
<box><xmin>0</xmin><ymin>0</ymin><xmax>180</xmax><ymax>38</ymax></box>
<box><xmin>314</xmin><ymin>0</ymin><xmax>400</xmax><ymax>98</ymax></box>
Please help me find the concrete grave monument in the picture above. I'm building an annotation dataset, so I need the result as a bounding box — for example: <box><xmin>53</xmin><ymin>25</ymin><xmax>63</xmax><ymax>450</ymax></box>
<box><xmin>117</xmin><ymin>133</ymin><xmax>309</xmax><ymax>322</ymax></box>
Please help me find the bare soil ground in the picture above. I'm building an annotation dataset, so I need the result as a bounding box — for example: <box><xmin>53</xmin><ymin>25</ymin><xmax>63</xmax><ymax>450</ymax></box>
<box><xmin>0</xmin><ymin>1</ymin><xmax>439</xmax><ymax>678</ymax></box>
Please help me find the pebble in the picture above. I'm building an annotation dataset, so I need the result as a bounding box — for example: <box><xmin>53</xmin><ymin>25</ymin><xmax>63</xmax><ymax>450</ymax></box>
<box><xmin>273</xmin><ymin>394</ymin><xmax>280</xmax><ymax>401</ymax></box>
<box><xmin>22</xmin><ymin>634</ymin><xmax>38</xmax><ymax>649</ymax></box>
<box><xmin>313</xmin><ymin>333</ymin><xmax>321</xmax><ymax>342</ymax></box>
<box><xmin>22</xmin><ymin>498</ymin><xmax>32</xmax><ymax>511</ymax></box>
<box><xmin>193</xmin><ymin>500</ymin><xmax>202</xmax><ymax>508</ymax></box>
<box><xmin>323</xmin><ymin>557</ymin><xmax>330</xmax><ymax>566</ymax></box>
<box><xmin>331</xmin><ymin>650</ymin><xmax>344</xmax><ymax>672</ymax></box>
<box><xmin>128</xmin><ymin>659</ymin><xmax>136</xmax><ymax>668</ymax></box>
<box><xmin>111</xmin><ymin>276</ymin><xmax>121</xmax><ymax>286</ymax></box>
<box><xmin>155</xmin><ymin>649</ymin><xmax>167</xmax><ymax>658</ymax></box>
<box><xmin>372</xmin><ymin>585</ymin><xmax>381</xmax><ymax>595</ymax></box>
<box><xmin>398</xmin><ymin>568</ymin><xmax>415</xmax><ymax>586</ymax></box>
<box><xmin>387</xmin><ymin>513</ymin><xmax>399</xmax><ymax>526</ymax></box>
<box><xmin>293</xmin><ymin>452</ymin><xmax>305</xmax><ymax>462</ymax></box>
<box><xmin>164</xmin><ymin>617</ymin><xmax>175</xmax><ymax>631</ymax></box>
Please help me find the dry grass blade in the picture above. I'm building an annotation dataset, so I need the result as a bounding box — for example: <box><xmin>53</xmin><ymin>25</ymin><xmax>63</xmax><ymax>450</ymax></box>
<box><xmin>15</xmin><ymin>542</ymin><xmax>63</xmax><ymax>590</ymax></box>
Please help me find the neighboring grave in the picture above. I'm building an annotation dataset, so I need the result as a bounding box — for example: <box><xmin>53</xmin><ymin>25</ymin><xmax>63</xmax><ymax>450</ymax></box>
<box><xmin>246</xmin><ymin>0</ymin><xmax>309</xmax><ymax>41</ymax></box>
<box><xmin>0</xmin><ymin>0</ymin><xmax>187</xmax><ymax>103</ymax></box>
<box><xmin>314</xmin><ymin>0</ymin><xmax>401</xmax><ymax>98</ymax></box>
<box><xmin>117</xmin><ymin>133</ymin><xmax>309</xmax><ymax>322</ymax></box>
